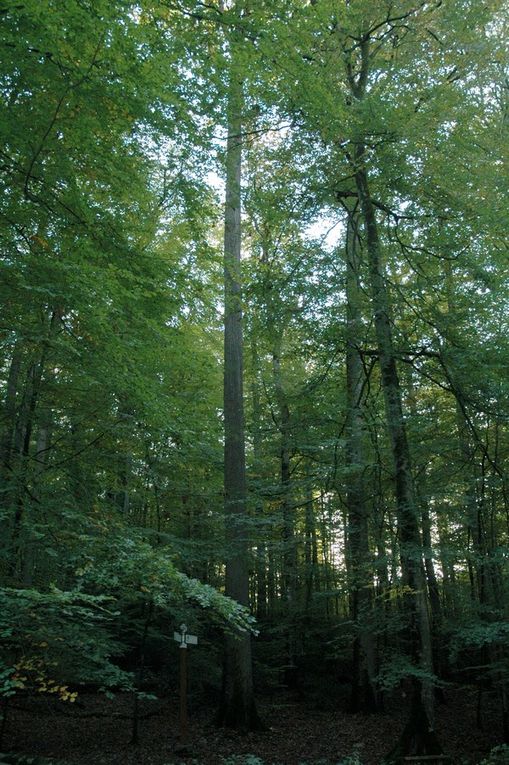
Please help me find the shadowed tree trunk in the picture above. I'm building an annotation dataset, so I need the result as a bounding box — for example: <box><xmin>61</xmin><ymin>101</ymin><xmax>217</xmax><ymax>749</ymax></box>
<box><xmin>272</xmin><ymin>332</ymin><xmax>296</xmax><ymax>609</ymax></box>
<box><xmin>271</xmin><ymin>329</ymin><xmax>298</xmax><ymax>685</ymax></box>
<box><xmin>7</xmin><ymin>308</ymin><xmax>61</xmax><ymax>580</ymax></box>
<box><xmin>304</xmin><ymin>462</ymin><xmax>319</xmax><ymax>610</ymax></box>
<box><xmin>342</xmin><ymin>35</ymin><xmax>440</xmax><ymax>757</ymax></box>
<box><xmin>0</xmin><ymin>341</ymin><xmax>22</xmax><ymax>473</ymax></box>
<box><xmin>343</xmin><ymin>204</ymin><xmax>379</xmax><ymax>712</ymax></box>
<box><xmin>251</xmin><ymin>339</ymin><xmax>268</xmax><ymax>620</ymax></box>
<box><xmin>0</xmin><ymin>341</ymin><xmax>23</xmax><ymax>575</ymax></box>
<box><xmin>354</xmin><ymin>155</ymin><xmax>440</xmax><ymax>757</ymax></box>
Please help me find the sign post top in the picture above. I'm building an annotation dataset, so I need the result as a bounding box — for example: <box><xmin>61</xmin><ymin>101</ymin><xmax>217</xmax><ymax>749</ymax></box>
<box><xmin>173</xmin><ymin>624</ymin><xmax>198</xmax><ymax>648</ymax></box>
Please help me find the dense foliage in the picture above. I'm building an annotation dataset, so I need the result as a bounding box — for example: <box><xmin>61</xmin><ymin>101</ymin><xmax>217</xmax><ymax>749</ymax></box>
<box><xmin>1</xmin><ymin>1</ymin><xmax>508</xmax><ymax>762</ymax></box>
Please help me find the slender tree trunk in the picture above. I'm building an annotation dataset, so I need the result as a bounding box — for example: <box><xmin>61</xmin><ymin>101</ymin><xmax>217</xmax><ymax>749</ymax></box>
<box><xmin>442</xmin><ymin>259</ymin><xmax>498</xmax><ymax>611</ymax></box>
<box><xmin>267</xmin><ymin>542</ymin><xmax>277</xmax><ymax>616</ymax></box>
<box><xmin>0</xmin><ymin>341</ymin><xmax>22</xmax><ymax>471</ymax></box>
<box><xmin>22</xmin><ymin>414</ymin><xmax>52</xmax><ymax>587</ymax></box>
<box><xmin>343</xmin><ymin>204</ymin><xmax>379</xmax><ymax>712</ymax></box>
<box><xmin>272</xmin><ymin>335</ymin><xmax>296</xmax><ymax>609</ymax></box>
<box><xmin>353</xmin><ymin>141</ymin><xmax>439</xmax><ymax>755</ymax></box>
<box><xmin>130</xmin><ymin>601</ymin><xmax>154</xmax><ymax>746</ymax></box>
<box><xmin>304</xmin><ymin>464</ymin><xmax>318</xmax><ymax>610</ymax></box>
<box><xmin>272</xmin><ymin>332</ymin><xmax>297</xmax><ymax>687</ymax></box>
<box><xmin>0</xmin><ymin>342</ymin><xmax>23</xmax><ymax>575</ymax></box>
<box><xmin>8</xmin><ymin>336</ymin><xmax>50</xmax><ymax>578</ymax></box>
<box><xmin>436</xmin><ymin>506</ymin><xmax>456</xmax><ymax>615</ymax></box>
<box><xmin>403</xmin><ymin>369</ymin><xmax>443</xmax><ymax>630</ymax></box>
<box><xmin>271</xmin><ymin>332</ymin><xmax>298</xmax><ymax>683</ymax></box>
<box><xmin>251</xmin><ymin>340</ymin><xmax>268</xmax><ymax>620</ymax></box>
<box><xmin>419</xmin><ymin>499</ymin><xmax>441</xmax><ymax>626</ymax></box>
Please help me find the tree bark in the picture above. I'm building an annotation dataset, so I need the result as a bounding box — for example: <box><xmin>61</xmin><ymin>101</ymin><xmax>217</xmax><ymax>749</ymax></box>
<box><xmin>7</xmin><ymin>309</ymin><xmax>59</xmax><ymax>579</ymax></box>
<box><xmin>217</xmin><ymin>45</ymin><xmax>262</xmax><ymax>731</ymax></box>
<box><xmin>304</xmin><ymin>463</ymin><xmax>318</xmax><ymax>610</ymax></box>
<box><xmin>0</xmin><ymin>341</ymin><xmax>22</xmax><ymax>472</ymax></box>
<box><xmin>343</xmin><ymin>204</ymin><xmax>379</xmax><ymax>712</ymax></box>
<box><xmin>251</xmin><ymin>340</ymin><xmax>268</xmax><ymax>620</ymax></box>
<box><xmin>272</xmin><ymin>338</ymin><xmax>295</xmax><ymax>604</ymax></box>
<box><xmin>354</xmin><ymin>160</ymin><xmax>439</xmax><ymax>756</ymax></box>
<box><xmin>342</xmin><ymin>33</ymin><xmax>438</xmax><ymax>747</ymax></box>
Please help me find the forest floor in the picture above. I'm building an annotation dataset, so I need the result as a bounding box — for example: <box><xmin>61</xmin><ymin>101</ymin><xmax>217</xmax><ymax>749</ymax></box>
<box><xmin>2</xmin><ymin>688</ymin><xmax>504</xmax><ymax>765</ymax></box>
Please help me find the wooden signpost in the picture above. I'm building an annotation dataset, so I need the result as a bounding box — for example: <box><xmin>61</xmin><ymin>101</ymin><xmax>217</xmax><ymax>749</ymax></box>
<box><xmin>173</xmin><ymin>623</ymin><xmax>198</xmax><ymax>745</ymax></box>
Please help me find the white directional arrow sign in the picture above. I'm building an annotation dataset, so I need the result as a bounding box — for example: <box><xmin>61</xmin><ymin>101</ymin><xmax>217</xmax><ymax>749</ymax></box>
<box><xmin>173</xmin><ymin>631</ymin><xmax>198</xmax><ymax>645</ymax></box>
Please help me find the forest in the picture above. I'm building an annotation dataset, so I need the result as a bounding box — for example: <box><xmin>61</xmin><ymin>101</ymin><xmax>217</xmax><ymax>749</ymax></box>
<box><xmin>1</xmin><ymin>1</ymin><xmax>508</xmax><ymax>764</ymax></box>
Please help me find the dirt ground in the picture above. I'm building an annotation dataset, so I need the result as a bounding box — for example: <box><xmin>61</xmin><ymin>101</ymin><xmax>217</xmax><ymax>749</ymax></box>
<box><xmin>2</xmin><ymin>688</ymin><xmax>504</xmax><ymax>764</ymax></box>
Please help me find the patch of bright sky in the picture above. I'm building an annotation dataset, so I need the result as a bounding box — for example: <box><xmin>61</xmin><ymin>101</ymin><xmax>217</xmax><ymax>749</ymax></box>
<box><xmin>206</xmin><ymin>165</ymin><xmax>344</xmax><ymax>253</ymax></box>
<box><xmin>206</xmin><ymin>116</ymin><xmax>345</xmax><ymax>252</ymax></box>
<box><xmin>205</xmin><ymin>170</ymin><xmax>225</xmax><ymax>200</ymax></box>
<box><xmin>304</xmin><ymin>215</ymin><xmax>344</xmax><ymax>252</ymax></box>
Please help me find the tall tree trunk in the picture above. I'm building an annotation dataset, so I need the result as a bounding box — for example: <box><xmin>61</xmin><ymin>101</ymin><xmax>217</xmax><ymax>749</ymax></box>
<box><xmin>251</xmin><ymin>340</ymin><xmax>267</xmax><ymax>621</ymax></box>
<box><xmin>217</xmin><ymin>45</ymin><xmax>261</xmax><ymax>731</ymax></box>
<box><xmin>0</xmin><ymin>342</ymin><xmax>23</xmax><ymax>575</ymax></box>
<box><xmin>436</xmin><ymin>506</ymin><xmax>456</xmax><ymax>615</ymax></box>
<box><xmin>404</xmin><ymin>369</ymin><xmax>442</xmax><ymax>629</ymax></box>
<box><xmin>0</xmin><ymin>341</ymin><xmax>22</xmax><ymax>472</ymax></box>
<box><xmin>272</xmin><ymin>334</ymin><xmax>296</xmax><ymax>609</ymax></box>
<box><xmin>22</xmin><ymin>410</ymin><xmax>52</xmax><ymax>587</ymax></box>
<box><xmin>271</xmin><ymin>332</ymin><xmax>298</xmax><ymax>684</ymax></box>
<box><xmin>8</xmin><ymin>329</ymin><xmax>53</xmax><ymax>578</ymax></box>
<box><xmin>354</xmin><ymin>159</ymin><xmax>439</xmax><ymax>757</ymax></box>
<box><xmin>443</xmin><ymin>258</ymin><xmax>503</xmax><ymax>614</ymax></box>
<box><xmin>343</xmin><ymin>204</ymin><xmax>379</xmax><ymax>712</ymax></box>
<box><xmin>304</xmin><ymin>463</ymin><xmax>318</xmax><ymax>610</ymax></box>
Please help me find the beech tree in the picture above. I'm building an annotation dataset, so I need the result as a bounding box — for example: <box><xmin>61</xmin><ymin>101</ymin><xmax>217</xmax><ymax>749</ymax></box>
<box><xmin>217</xmin><ymin>1</ymin><xmax>262</xmax><ymax>729</ymax></box>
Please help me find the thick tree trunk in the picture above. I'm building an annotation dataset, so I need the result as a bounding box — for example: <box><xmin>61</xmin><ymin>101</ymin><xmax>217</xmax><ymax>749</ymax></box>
<box><xmin>217</xmin><ymin>54</ymin><xmax>261</xmax><ymax>731</ymax></box>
